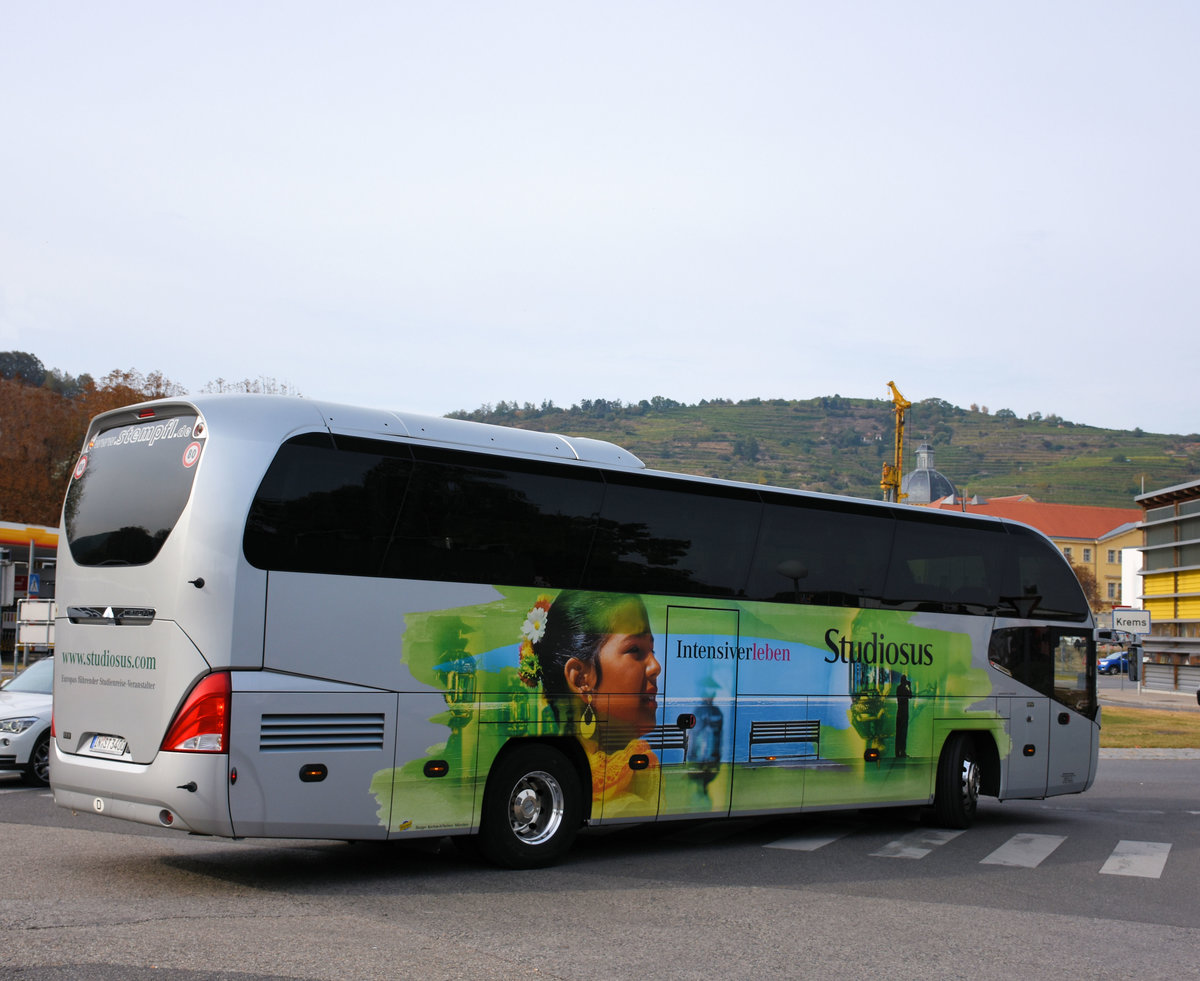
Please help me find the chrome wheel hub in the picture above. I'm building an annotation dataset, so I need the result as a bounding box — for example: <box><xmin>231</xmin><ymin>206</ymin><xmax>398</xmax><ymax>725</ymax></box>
<box><xmin>507</xmin><ymin>770</ymin><xmax>565</xmax><ymax>846</ymax></box>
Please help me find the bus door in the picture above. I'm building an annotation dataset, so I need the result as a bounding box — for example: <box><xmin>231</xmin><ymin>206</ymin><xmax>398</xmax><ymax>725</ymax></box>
<box><xmin>1047</xmin><ymin>705</ymin><xmax>1097</xmax><ymax>795</ymax></box>
<box><xmin>655</xmin><ymin>605</ymin><xmax>740</xmax><ymax>820</ymax></box>
<box><xmin>991</xmin><ymin>626</ymin><xmax>1096</xmax><ymax>798</ymax></box>
<box><xmin>999</xmin><ymin>696</ymin><xmax>1050</xmax><ymax>798</ymax></box>
<box><xmin>1045</xmin><ymin>630</ymin><xmax>1097</xmax><ymax>794</ymax></box>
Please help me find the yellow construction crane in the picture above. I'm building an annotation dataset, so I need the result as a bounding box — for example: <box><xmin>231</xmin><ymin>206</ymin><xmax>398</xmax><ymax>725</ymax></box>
<box><xmin>880</xmin><ymin>381</ymin><xmax>911</xmax><ymax>503</ymax></box>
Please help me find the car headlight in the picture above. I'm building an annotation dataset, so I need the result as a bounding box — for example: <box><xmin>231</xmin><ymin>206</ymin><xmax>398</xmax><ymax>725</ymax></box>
<box><xmin>0</xmin><ymin>717</ymin><xmax>38</xmax><ymax>735</ymax></box>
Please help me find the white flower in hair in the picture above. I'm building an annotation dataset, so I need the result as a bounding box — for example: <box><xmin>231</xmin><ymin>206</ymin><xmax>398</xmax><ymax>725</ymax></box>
<box><xmin>521</xmin><ymin>604</ymin><xmax>549</xmax><ymax>644</ymax></box>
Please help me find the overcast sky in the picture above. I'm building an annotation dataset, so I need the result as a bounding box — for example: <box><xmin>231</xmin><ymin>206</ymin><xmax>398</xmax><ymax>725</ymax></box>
<box><xmin>2</xmin><ymin>3</ymin><xmax>1197</xmax><ymax>434</ymax></box>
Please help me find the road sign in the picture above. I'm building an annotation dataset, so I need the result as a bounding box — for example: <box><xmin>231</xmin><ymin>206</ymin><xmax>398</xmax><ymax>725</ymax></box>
<box><xmin>1112</xmin><ymin>609</ymin><xmax>1152</xmax><ymax>634</ymax></box>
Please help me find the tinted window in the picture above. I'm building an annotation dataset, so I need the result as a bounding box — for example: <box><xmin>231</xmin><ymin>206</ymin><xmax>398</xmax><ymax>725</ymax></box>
<box><xmin>746</xmin><ymin>496</ymin><xmax>892</xmax><ymax>605</ymax></box>
<box><xmin>1002</xmin><ymin>523</ymin><xmax>1091</xmax><ymax>622</ymax></box>
<box><xmin>65</xmin><ymin>410</ymin><xmax>205</xmax><ymax>566</ymax></box>
<box><xmin>583</xmin><ymin>473</ymin><xmax>761</xmax><ymax>596</ymax></box>
<box><xmin>244</xmin><ymin>433</ymin><xmax>413</xmax><ymax>576</ymax></box>
<box><xmin>387</xmin><ymin>447</ymin><xmax>604</xmax><ymax>587</ymax></box>
<box><xmin>989</xmin><ymin>626</ymin><xmax>1096</xmax><ymax>719</ymax></box>
<box><xmin>884</xmin><ymin>510</ymin><xmax>1008</xmax><ymax>614</ymax></box>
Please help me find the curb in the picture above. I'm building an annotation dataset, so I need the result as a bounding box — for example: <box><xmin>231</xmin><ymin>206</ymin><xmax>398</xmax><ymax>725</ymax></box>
<box><xmin>1099</xmin><ymin>748</ymin><xmax>1200</xmax><ymax>759</ymax></box>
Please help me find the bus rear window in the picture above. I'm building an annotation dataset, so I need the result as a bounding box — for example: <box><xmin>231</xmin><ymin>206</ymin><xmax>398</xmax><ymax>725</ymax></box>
<box><xmin>64</xmin><ymin>411</ymin><xmax>205</xmax><ymax>566</ymax></box>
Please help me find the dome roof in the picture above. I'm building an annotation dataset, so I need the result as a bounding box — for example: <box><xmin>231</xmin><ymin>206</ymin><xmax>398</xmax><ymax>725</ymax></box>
<box><xmin>901</xmin><ymin>468</ymin><xmax>956</xmax><ymax>503</ymax></box>
<box><xmin>900</xmin><ymin>442</ymin><xmax>955</xmax><ymax>503</ymax></box>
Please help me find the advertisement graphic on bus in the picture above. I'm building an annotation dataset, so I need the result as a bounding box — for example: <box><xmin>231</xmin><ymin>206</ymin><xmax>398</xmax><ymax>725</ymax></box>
<box><xmin>369</xmin><ymin>587</ymin><xmax>1001</xmax><ymax>840</ymax></box>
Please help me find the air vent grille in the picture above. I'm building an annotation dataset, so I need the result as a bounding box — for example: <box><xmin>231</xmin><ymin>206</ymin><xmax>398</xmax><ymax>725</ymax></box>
<box><xmin>259</xmin><ymin>713</ymin><xmax>386</xmax><ymax>752</ymax></box>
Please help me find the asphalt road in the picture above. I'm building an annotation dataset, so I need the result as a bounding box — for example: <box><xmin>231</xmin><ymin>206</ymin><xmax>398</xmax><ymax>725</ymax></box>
<box><xmin>1</xmin><ymin>750</ymin><xmax>1198</xmax><ymax>981</ymax></box>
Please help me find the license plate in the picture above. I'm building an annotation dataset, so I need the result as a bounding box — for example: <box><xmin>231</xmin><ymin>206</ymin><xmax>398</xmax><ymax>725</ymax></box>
<box><xmin>89</xmin><ymin>734</ymin><xmax>128</xmax><ymax>756</ymax></box>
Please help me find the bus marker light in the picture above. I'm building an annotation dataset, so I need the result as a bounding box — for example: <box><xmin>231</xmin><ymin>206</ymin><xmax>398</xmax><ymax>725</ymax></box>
<box><xmin>423</xmin><ymin>760</ymin><xmax>449</xmax><ymax>778</ymax></box>
<box><xmin>1023</xmin><ymin>745</ymin><xmax>1037</xmax><ymax>757</ymax></box>
<box><xmin>864</xmin><ymin>748</ymin><xmax>881</xmax><ymax>763</ymax></box>
<box><xmin>629</xmin><ymin>754</ymin><xmax>651</xmax><ymax>771</ymax></box>
<box><xmin>159</xmin><ymin>810</ymin><xmax>174</xmax><ymax>826</ymax></box>
<box><xmin>299</xmin><ymin>764</ymin><xmax>328</xmax><ymax>783</ymax></box>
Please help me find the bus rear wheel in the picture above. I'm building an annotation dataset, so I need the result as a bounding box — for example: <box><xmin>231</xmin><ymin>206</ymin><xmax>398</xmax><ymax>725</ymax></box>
<box><xmin>479</xmin><ymin>744</ymin><xmax>581</xmax><ymax>869</ymax></box>
<box><xmin>933</xmin><ymin>733</ymin><xmax>980</xmax><ymax>828</ymax></box>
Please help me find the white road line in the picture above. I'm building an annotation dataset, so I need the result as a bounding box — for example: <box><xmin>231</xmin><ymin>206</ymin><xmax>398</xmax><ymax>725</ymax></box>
<box><xmin>980</xmin><ymin>833</ymin><xmax>1067</xmax><ymax>868</ymax></box>
<box><xmin>871</xmin><ymin>828</ymin><xmax>965</xmax><ymax>859</ymax></box>
<box><xmin>1100</xmin><ymin>840</ymin><xmax>1172</xmax><ymax>878</ymax></box>
<box><xmin>765</xmin><ymin>829</ymin><xmax>853</xmax><ymax>852</ymax></box>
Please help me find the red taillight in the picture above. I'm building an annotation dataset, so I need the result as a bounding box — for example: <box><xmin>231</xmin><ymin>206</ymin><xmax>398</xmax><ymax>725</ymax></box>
<box><xmin>161</xmin><ymin>672</ymin><xmax>231</xmax><ymax>753</ymax></box>
<box><xmin>138</xmin><ymin>409</ymin><xmax>156</xmax><ymax>419</ymax></box>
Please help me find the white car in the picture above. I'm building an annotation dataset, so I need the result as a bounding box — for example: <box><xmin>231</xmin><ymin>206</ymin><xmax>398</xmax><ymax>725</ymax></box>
<box><xmin>0</xmin><ymin>656</ymin><xmax>53</xmax><ymax>786</ymax></box>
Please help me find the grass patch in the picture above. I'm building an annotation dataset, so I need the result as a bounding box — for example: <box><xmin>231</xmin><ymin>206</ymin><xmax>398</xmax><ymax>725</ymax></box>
<box><xmin>1101</xmin><ymin>706</ymin><xmax>1200</xmax><ymax>749</ymax></box>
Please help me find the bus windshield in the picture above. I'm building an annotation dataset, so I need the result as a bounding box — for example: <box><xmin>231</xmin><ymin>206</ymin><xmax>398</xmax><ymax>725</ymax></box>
<box><xmin>63</xmin><ymin>409</ymin><xmax>206</xmax><ymax>567</ymax></box>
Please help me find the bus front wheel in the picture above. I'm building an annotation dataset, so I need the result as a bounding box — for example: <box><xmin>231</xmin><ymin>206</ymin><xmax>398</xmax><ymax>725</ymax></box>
<box><xmin>933</xmin><ymin>733</ymin><xmax>980</xmax><ymax>828</ymax></box>
<box><xmin>479</xmin><ymin>744</ymin><xmax>582</xmax><ymax>869</ymax></box>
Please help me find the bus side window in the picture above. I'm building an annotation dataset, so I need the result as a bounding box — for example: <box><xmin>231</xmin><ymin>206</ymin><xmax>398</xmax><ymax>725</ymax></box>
<box><xmin>387</xmin><ymin>448</ymin><xmax>604</xmax><ymax>588</ymax></box>
<box><xmin>884</xmin><ymin>512</ymin><xmax>1006</xmax><ymax>615</ymax></box>
<box><xmin>583</xmin><ymin>472</ymin><xmax>761</xmax><ymax>597</ymax></box>
<box><xmin>244</xmin><ymin>433</ymin><xmax>413</xmax><ymax>577</ymax></box>
<box><xmin>743</xmin><ymin>499</ymin><xmax>892</xmax><ymax>607</ymax></box>
<box><xmin>988</xmin><ymin>627</ymin><xmax>1052</xmax><ymax>695</ymax></box>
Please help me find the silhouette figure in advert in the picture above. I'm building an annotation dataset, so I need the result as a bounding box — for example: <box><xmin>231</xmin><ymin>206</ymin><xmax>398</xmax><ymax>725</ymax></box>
<box><xmin>895</xmin><ymin>674</ymin><xmax>913</xmax><ymax>758</ymax></box>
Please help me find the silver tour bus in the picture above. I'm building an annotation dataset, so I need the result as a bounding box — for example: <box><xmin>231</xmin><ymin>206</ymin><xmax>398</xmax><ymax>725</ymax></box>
<box><xmin>51</xmin><ymin>396</ymin><xmax>1099</xmax><ymax>867</ymax></box>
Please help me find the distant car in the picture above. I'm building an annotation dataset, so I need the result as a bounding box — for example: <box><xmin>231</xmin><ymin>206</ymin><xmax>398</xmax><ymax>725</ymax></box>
<box><xmin>1098</xmin><ymin>651</ymin><xmax>1130</xmax><ymax>675</ymax></box>
<box><xmin>0</xmin><ymin>656</ymin><xmax>53</xmax><ymax>785</ymax></box>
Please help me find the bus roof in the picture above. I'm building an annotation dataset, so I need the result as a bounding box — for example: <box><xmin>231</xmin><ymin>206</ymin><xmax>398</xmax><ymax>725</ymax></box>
<box><xmin>92</xmin><ymin>395</ymin><xmax>1027</xmax><ymax>535</ymax></box>
<box><xmin>91</xmin><ymin>395</ymin><xmax>647</xmax><ymax>470</ymax></box>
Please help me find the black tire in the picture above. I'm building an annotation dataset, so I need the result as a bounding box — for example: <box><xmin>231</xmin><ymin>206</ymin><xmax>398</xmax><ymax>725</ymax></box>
<box><xmin>932</xmin><ymin>733</ymin><xmax>980</xmax><ymax>828</ymax></box>
<box><xmin>24</xmin><ymin>732</ymin><xmax>50</xmax><ymax>787</ymax></box>
<box><xmin>478</xmin><ymin>744</ymin><xmax>582</xmax><ymax>869</ymax></box>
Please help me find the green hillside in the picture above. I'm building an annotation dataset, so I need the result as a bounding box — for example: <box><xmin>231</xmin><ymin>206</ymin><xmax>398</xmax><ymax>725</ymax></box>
<box><xmin>450</xmin><ymin>396</ymin><xmax>1200</xmax><ymax>508</ymax></box>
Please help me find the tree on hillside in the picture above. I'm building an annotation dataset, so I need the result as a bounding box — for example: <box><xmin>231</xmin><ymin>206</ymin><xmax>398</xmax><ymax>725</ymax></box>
<box><xmin>87</xmin><ymin>368</ymin><xmax>187</xmax><ymax>409</ymax></box>
<box><xmin>43</xmin><ymin>367</ymin><xmax>94</xmax><ymax>398</ymax></box>
<box><xmin>202</xmin><ymin>376</ymin><xmax>300</xmax><ymax>395</ymax></box>
<box><xmin>0</xmin><ymin>365</ymin><xmax>187</xmax><ymax>525</ymax></box>
<box><xmin>0</xmin><ymin>378</ymin><xmax>88</xmax><ymax>524</ymax></box>
<box><xmin>0</xmin><ymin>351</ymin><xmax>47</xmax><ymax>386</ymax></box>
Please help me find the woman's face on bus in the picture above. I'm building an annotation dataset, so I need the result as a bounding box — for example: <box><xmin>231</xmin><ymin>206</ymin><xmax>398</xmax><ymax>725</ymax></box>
<box><xmin>591</xmin><ymin>602</ymin><xmax>660</xmax><ymax>737</ymax></box>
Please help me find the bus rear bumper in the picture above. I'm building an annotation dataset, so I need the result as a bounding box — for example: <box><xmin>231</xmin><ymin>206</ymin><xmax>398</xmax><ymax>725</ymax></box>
<box><xmin>50</xmin><ymin>742</ymin><xmax>234</xmax><ymax>837</ymax></box>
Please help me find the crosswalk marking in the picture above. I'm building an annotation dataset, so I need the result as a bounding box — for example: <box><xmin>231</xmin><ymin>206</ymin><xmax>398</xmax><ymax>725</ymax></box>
<box><xmin>1099</xmin><ymin>840</ymin><xmax>1172</xmax><ymax>879</ymax></box>
<box><xmin>980</xmin><ymin>833</ymin><xmax>1067</xmax><ymax>868</ymax></box>
<box><xmin>871</xmin><ymin>828</ymin><xmax>965</xmax><ymax>859</ymax></box>
<box><xmin>765</xmin><ymin>829</ymin><xmax>853</xmax><ymax>852</ymax></box>
<box><xmin>761</xmin><ymin>829</ymin><xmax>1176</xmax><ymax>879</ymax></box>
